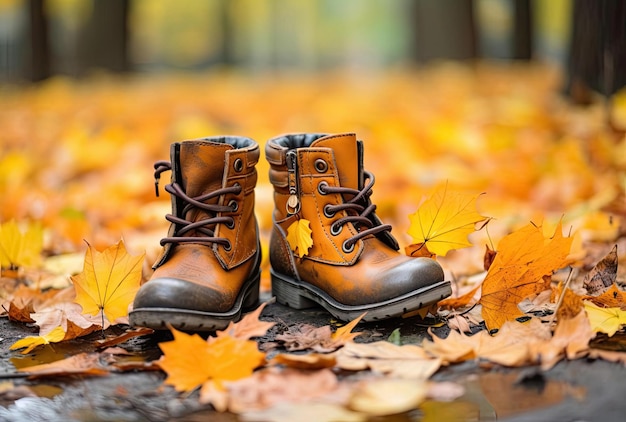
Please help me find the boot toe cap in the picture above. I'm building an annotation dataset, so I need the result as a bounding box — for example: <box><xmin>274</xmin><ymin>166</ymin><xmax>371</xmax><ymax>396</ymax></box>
<box><xmin>132</xmin><ymin>277</ymin><xmax>231</xmax><ymax>313</ymax></box>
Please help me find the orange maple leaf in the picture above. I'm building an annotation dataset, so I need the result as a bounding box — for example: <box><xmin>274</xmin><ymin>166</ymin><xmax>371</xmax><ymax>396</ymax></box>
<box><xmin>332</xmin><ymin>312</ymin><xmax>366</xmax><ymax>344</ymax></box>
<box><xmin>71</xmin><ymin>240</ymin><xmax>144</xmax><ymax>325</ymax></box>
<box><xmin>479</xmin><ymin>222</ymin><xmax>572</xmax><ymax>331</ymax></box>
<box><xmin>438</xmin><ymin>283</ymin><xmax>481</xmax><ymax>311</ymax></box>
<box><xmin>159</xmin><ymin>326</ymin><xmax>265</xmax><ymax>393</ymax></box>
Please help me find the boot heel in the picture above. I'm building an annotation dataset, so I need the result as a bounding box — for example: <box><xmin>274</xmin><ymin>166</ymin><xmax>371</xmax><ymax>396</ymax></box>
<box><xmin>271</xmin><ymin>273</ymin><xmax>316</xmax><ymax>309</ymax></box>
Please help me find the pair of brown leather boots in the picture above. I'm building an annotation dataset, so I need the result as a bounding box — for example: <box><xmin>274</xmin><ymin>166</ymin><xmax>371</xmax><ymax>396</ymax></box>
<box><xmin>129</xmin><ymin>133</ymin><xmax>451</xmax><ymax>331</ymax></box>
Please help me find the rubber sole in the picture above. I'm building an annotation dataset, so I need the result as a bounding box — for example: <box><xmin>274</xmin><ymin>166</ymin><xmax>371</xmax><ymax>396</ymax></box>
<box><xmin>271</xmin><ymin>268</ymin><xmax>452</xmax><ymax>322</ymax></box>
<box><xmin>129</xmin><ymin>273</ymin><xmax>260</xmax><ymax>332</ymax></box>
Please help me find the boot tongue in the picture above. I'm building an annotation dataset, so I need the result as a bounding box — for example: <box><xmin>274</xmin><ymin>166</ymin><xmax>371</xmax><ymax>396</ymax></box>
<box><xmin>311</xmin><ymin>133</ymin><xmax>359</xmax><ymax>191</ymax></box>
<box><xmin>179</xmin><ymin>141</ymin><xmax>232</xmax><ymax>199</ymax></box>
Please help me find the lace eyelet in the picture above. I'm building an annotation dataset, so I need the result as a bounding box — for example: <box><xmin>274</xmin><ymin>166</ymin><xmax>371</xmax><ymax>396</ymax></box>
<box><xmin>318</xmin><ymin>181</ymin><xmax>329</xmax><ymax>195</ymax></box>
<box><xmin>330</xmin><ymin>223</ymin><xmax>342</xmax><ymax>236</ymax></box>
<box><xmin>228</xmin><ymin>200</ymin><xmax>239</xmax><ymax>212</ymax></box>
<box><xmin>233</xmin><ymin>158</ymin><xmax>243</xmax><ymax>172</ymax></box>
<box><xmin>225</xmin><ymin>218</ymin><xmax>235</xmax><ymax>229</ymax></box>
<box><xmin>223</xmin><ymin>241</ymin><xmax>232</xmax><ymax>251</ymax></box>
<box><xmin>315</xmin><ymin>159</ymin><xmax>328</xmax><ymax>173</ymax></box>
<box><xmin>323</xmin><ymin>205</ymin><xmax>335</xmax><ymax>219</ymax></box>
<box><xmin>342</xmin><ymin>241</ymin><xmax>355</xmax><ymax>254</ymax></box>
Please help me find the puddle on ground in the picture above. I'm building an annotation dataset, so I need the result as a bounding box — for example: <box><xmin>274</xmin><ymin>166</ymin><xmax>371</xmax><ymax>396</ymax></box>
<box><xmin>426</xmin><ymin>371</ymin><xmax>587</xmax><ymax>421</ymax></box>
<box><xmin>9</xmin><ymin>340</ymin><xmax>95</xmax><ymax>370</ymax></box>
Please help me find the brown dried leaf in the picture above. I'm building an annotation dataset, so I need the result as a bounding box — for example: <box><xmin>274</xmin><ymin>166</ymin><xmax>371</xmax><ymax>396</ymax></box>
<box><xmin>349</xmin><ymin>378</ymin><xmax>428</xmax><ymax>416</ymax></box>
<box><xmin>484</xmin><ymin>244</ymin><xmax>497</xmax><ymax>271</ymax></box>
<box><xmin>405</xmin><ymin>243</ymin><xmax>436</xmax><ymax>259</ymax></box>
<box><xmin>585</xmin><ymin>283</ymin><xmax>626</xmax><ymax>309</ymax></box>
<box><xmin>583</xmin><ymin>244</ymin><xmax>618</xmax><ymax>296</ymax></box>
<box><xmin>95</xmin><ymin>327</ymin><xmax>154</xmax><ymax>349</ymax></box>
<box><xmin>207</xmin><ymin>367</ymin><xmax>340</xmax><ymax>413</ymax></box>
<box><xmin>17</xmin><ymin>352</ymin><xmax>109</xmax><ymax>379</ymax></box>
<box><xmin>334</xmin><ymin>341</ymin><xmax>441</xmax><ymax>379</ymax></box>
<box><xmin>275</xmin><ymin>314</ymin><xmax>364</xmax><ymax>353</ymax></box>
<box><xmin>271</xmin><ymin>353</ymin><xmax>337</xmax><ymax>370</ymax></box>
<box><xmin>216</xmin><ymin>300</ymin><xmax>275</xmax><ymax>341</ymax></box>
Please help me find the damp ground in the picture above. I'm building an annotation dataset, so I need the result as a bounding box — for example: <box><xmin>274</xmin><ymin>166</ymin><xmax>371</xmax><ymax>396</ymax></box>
<box><xmin>2</xmin><ymin>301</ymin><xmax>626</xmax><ymax>421</ymax></box>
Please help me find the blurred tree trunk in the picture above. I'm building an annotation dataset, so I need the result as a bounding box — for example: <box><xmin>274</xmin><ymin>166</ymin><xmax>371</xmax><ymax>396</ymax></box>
<box><xmin>568</xmin><ymin>0</ymin><xmax>626</xmax><ymax>103</ymax></box>
<box><xmin>27</xmin><ymin>0</ymin><xmax>50</xmax><ymax>81</ymax></box>
<box><xmin>409</xmin><ymin>0</ymin><xmax>477</xmax><ymax>62</ymax></box>
<box><xmin>77</xmin><ymin>0</ymin><xmax>129</xmax><ymax>75</ymax></box>
<box><xmin>217</xmin><ymin>0</ymin><xmax>235</xmax><ymax>66</ymax></box>
<box><xmin>513</xmin><ymin>0</ymin><xmax>532</xmax><ymax>60</ymax></box>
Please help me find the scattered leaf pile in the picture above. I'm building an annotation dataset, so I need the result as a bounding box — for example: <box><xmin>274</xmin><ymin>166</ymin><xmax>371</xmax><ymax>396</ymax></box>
<box><xmin>1</xmin><ymin>63</ymin><xmax>626</xmax><ymax>419</ymax></box>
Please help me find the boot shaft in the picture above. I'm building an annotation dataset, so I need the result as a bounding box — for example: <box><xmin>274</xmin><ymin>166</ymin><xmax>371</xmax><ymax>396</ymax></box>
<box><xmin>265</xmin><ymin>133</ymin><xmax>399</xmax><ymax>266</ymax></box>
<box><xmin>156</xmin><ymin>137</ymin><xmax>259</xmax><ymax>270</ymax></box>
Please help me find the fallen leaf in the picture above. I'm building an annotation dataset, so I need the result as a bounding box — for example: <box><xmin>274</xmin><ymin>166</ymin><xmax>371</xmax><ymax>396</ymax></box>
<box><xmin>583</xmin><ymin>244</ymin><xmax>618</xmax><ymax>296</ymax></box>
<box><xmin>17</xmin><ymin>352</ymin><xmax>109</xmax><ymax>379</ymax></box>
<box><xmin>588</xmin><ymin>348</ymin><xmax>626</xmax><ymax>364</ymax></box>
<box><xmin>31</xmin><ymin>300</ymin><xmax>106</xmax><ymax>339</ymax></box>
<box><xmin>555</xmin><ymin>285</ymin><xmax>585</xmax><ymax>321</ymax></box>
<box><xmin>484</xmin><ymin>244</ymin><xmax>497</xmax><ymax>271</ymax></box>
<box><xmin>480</xmin><ymin>222</ymin><xmax>572</xmax><ymax>331</ymax></box>
<box><xmin>407</xmin><ymin>184</ymin><xmax>487</xmax><ymax>256</ymax></box>
<box><xmin>275</xmin><ymin>324</ymin><xmax>334</xmax><ymax>352</ymax></box>
<box><xmin>331</xmin><ymin>312</ymin><xmax>365</xmax><ymax>343</ymax></box>
<box><xmin>349</xmin><ymin>378</ymin><xmax>428</xmax><ymax>416</ymax></box>
<box><xmin>211</xmin><ymin>367</ymin><xmax>341</xmax><ymax>413</ymax></box>
<box><xmin>271</xmin><ymin>353</ymin><xmax>337</xmax><ymax>370</ymax></box>
<box><xmin>71</xmin><ymin>239</ymin><xmax>145</xmax><ymax>325</ymax></box>
<box><xmin>10</xmin><ymin>326</ymin><xmax>66</xmax><ymax>354</ymax></box>
<box><xmin>584</xmin><ymin>301</ymin><xmax>626</xmax><ymax>337</ymax></box>
<box><xmin>586</xmin><ymin>283</ymin><xmax>626</xmax><ymax>309</ymax></box>
<box><xmin>95</xmin><ymin>327</ymin><xmax>154</xmax><ymax>349</ymax></box>
<box><xmin>423</xmin><ymin>318</ymin><xmax>550</xmax><ymax>367</ymax></box>
<box><xmin>285</xmin><ymin>219</ymin><xmax>313</xmax><ymax>258</ymax></box>
<box><xmin>404</xmin><ymin>243</ymin><xmax>436</xmax><ymax>258</ymax></box>
<box><xmin>534</xmin><ymin>311</ymin><xmax>594</xmax><ymax>370</ymax></box>
<box><xmin>334</xmin><ymin>341</ymin><xmax>441</xmax><ymax>379</ymax></box>
<box><xmin>216</xmin><ymin>300</ymin><xmax>275</xmax><ymax>341</ymax></box>
<box><xmin>438</xmin><ymin>283</ymin><xmax>481</xmax><ymax>311</ymax></box>
<box><xmin>0</xmin><ymin>219</ymin><xmax>43</xmax><ymax>269</ymax></box>
<box><xmin>159</xmin><ymin>326</ymin><xmax>265</xmax><ymax>392</ymax></box>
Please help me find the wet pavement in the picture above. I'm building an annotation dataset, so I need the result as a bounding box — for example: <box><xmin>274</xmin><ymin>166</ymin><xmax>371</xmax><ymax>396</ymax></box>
<box><xmin>2</xmin><ymin>301</ymin><xmax>626</xmax><ymax>421</ymax></box>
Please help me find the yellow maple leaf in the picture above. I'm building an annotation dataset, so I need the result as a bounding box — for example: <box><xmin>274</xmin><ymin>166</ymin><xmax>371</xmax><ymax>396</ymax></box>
<box><xmin>71</xmin><ymin>240</ymin><xmax>144</xmax><ymax>325</ymax></box>
<box><xmin>159</xmin><ymin>326</ymin><xmax>265</xmax><ymax>392</ymax></box>
<box><xmin>407</xmin><ymin>184</ymin><xmax>487</xmax><ymax>257</ymax></box>
<box><xmin>286</xmin><ymin>218</ymin><xmax>313</xmax><ymax>258</ymax></box>
<box><xmin>479</xmin><ymin>222</ymin><xmax>572</xmax><ymax>331</ymax></box>
<box><xmin>10</xmin><ymin>326</ymin><xmax>66</xmax><ymax>354</ymax></box>
<box><xmin>0</xmin><ymin>219</ymin><xmax>43</xmax><ymax>270</ymax></box>
<box><xmin>584</xmin><ymin>301</ymin><xmax>626</xmax><ymax>337</ymax></box>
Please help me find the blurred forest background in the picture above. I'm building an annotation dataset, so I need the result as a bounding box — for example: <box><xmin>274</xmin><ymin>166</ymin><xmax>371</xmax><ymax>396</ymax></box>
<box><xmin>0</xmin><ymin>0</ymin><xmax>623</xmax><ymax>98</ymax></box>
<box><xmin>0</xmin><ymin>0</ymin><xmax>625</xmax><ymax>259</ymax></box>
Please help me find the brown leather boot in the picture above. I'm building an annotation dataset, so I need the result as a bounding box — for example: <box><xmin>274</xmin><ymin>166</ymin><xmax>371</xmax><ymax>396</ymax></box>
<box><xmin>130</xmin><ymin>137</ymin><xmax>261</xmax><ymax>331</ymax></box>
<box><xmin>265</xmin><ymin>133</ymin><xmax>451</xmax><ymax>322</ymax></box>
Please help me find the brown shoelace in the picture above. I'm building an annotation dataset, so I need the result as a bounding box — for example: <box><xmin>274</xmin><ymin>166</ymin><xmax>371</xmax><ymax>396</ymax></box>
<box><xmin>319</xmin><ymin>170</ymin><xmax>392</xmax><ymax>251</ymax></box>
<box><xmin>153</xmin><ymin>161</ymin><xmax>241</xmax><ymax>249</ymax></box>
